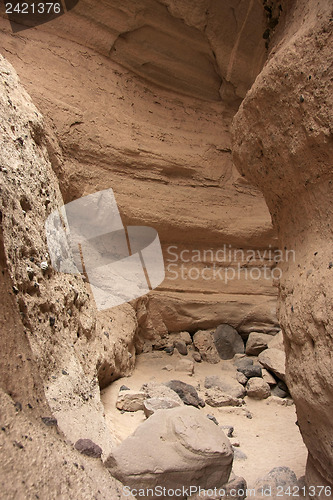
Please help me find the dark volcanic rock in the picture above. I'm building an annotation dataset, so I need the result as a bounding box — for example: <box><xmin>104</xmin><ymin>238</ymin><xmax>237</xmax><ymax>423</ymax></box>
<box><xmin>165</xmin><ymin>380</ymin><xmax>205</xmax><ymax>408</ymax></box>
<box><xmin>214</xmin><ymin>324</ymin><xmax>244</xmax><ymax>360</ymax></box>
<box><xmin>74</xmin><ymin>439</ymin><xmax>102</xmax><ymax>458</ymax></box>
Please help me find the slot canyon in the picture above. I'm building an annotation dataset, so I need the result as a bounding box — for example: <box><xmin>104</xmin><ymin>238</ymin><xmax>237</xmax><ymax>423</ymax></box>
<box><xmin>0</xmin><ymin>0</ymin><xmax>332</xmax><ymax>498</ymax></box>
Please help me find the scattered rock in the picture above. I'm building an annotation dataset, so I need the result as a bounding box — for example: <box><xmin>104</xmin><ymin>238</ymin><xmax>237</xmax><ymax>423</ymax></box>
<box><xmin>246</xmin><ymin>377</ymin><xmax>270</xmax><ymax>399</ymax></box>
<box><xmin>205</xmin><ymin>388</ymin><xmax>242</xmax><ymax>407</ymax></box>
<box><xmin>221</xmin><ymin>425</ymin><xmax>234</xmax><ymax>438</ymax></box>
<box><xmin>116</xmin><ymin>390</ymin><xmax>146</xmax><ymax>412</ymax></box>
<box><xmin>272</xmin><ymin>380</ymin><xmax>289</xmax><ymax>398</ymax></box>
<box><xmin>174</xmin><ymin>340</ymin><xmax>188</xmax><ymax>355</ymax></box>
<box><xmin>105</xmin><ymin>407</ymin><xmax>233</xmax><ymax>495</ymax></box>
<box><xmin>205</xmin><ymin>375</ymin><xmax>245</xmax><ymax>399</ymax></box>
<box><xmin>141</xmin><ymin>382</ymin><xmax>183</xmax><ymax>405</ymax></box>
<box><xmin>262</xmin><ymin>368</ymin><xmax>277</xmax><ymax>386</ymax></box>
<box><xmin>245</xmin><ymin>332</ymin><xmax>272</xmax><ymax>355</ymax></box>
<box><xmin>268</xmin><ymin>330</ymin><xmax>285</xmax><ymax>351</ymax></box>
<box><xmin>206</xmin><ymin>414</ymin><xmax>219</xmax><ymax>425</ymax></box>
<box><xmin>236</xmin><ymin>371</ymin><xmax>248</xmax><ymax>385</ymax></box>
<box><xmin>234</xmin><ymin>357</ymin><xmax>253</xmax><ymax>371</ymax></box>
<box><xmin>192</xmin><ymin>352</ymin><xmax>202</xmax><ymax>363</ymax></box>
<box><xmin>267</xmin><ymin>396</ymin><xmax>294</xmax><ymax>407</ymax></box>
<box><xmin>41</xmin><ymin>417</ymin><xmax>57</xmax><ymax>426</ymax></box>
<box><xmin>119</xmin><ymin>385</ymin><xmax>130</xmax><ymax>391</ymax></box>
<box><xmin>166</xmin><ymin>380</ymin><xmax>204</xmax><ymax>408</ymax></box>
<box><xmin>213</xmin><ymin>324</ymin><xmax>245</xmax><ymax>360</ymax></box>
<box><xmin>74</xmin><ymin>439</ymin><xmax>102</xmax><ymax>458</ymax></box>
<box><xmin>162</xmin><ymin>364</ymin><xmax>173</xmax><ymax>371</ymax></box>
<box><xmin>193</xmin><ymin>330</ymin><xmax>220</xmax><ymax>363</ymax></box>
<box><xmin>143</xmin><ymin>397</ymin><xmax>181</xmax><ymax>418</ymax></box>
<box><xmin>178</xmin><ymin>331</ymin><xmax>192</xmax><ymax>345</ymax></box>
<box><xmin>238</xmin><ymin>364</ymin><xmax>262</xmax><ymax>379</ymax></box>
<box><xmin>164</xmin><ymin>346</ymin><xmax>174</xmax><ymax>355</ymax></box>
<box><xmin>223</xmin><ymin>475</ymin><xmax>247</xmax><ymax>499</ymax></box>
<box><xmin>233</xmin><ymin>448</ymin><xmax>247</xmax><ymax>461</ymax></box>
<box><xmin>258</xmin><ymin>348</ymin><xmax>286</xmax><ymax>382</ymax></box>
<box><xmin>253</xmin><ymin>466</ymin><xmax>298</xmax><ymax>499</ymax></box>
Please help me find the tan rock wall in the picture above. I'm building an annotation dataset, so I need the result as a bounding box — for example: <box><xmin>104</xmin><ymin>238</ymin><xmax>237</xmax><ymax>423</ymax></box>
<box><xmin>232</xmin><ymin>0</ymin><xmax>333</xmax><ymax>493</ymax></box>
<box><xmin>0</xmin><ymin>1</ymin><xmax>279</xmax><ymax>340</ymax></box>
<box><xmin>0</xmin><ymin>54</ymin><xmax>137</xmax><ymax>471</ymax></box>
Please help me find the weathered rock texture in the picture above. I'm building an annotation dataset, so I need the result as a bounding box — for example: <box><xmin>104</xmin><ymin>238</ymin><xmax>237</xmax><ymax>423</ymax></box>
<box><xmin>0</xmin><ymin>54</ymin><xmax>135</xmax><ymax>497</ymax></box>
<box><xmin>232</xmin><ymin>0</ymin><xmax>333</xmax><ymax>493</ymax></box>
<box><xmin>0</xmin><ymin>0</ymin><xmax>280</xmax><ymax>347</ymax></box>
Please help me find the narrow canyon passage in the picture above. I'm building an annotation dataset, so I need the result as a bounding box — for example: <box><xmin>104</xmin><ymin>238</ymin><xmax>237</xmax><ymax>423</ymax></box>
<box><xmin>0</xmin><ymin>1</ymin><xmax>332</xmax><ymax>499</ymax></box>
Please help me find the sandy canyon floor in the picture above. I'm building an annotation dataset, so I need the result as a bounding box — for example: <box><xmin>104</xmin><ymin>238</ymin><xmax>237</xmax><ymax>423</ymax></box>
<box><xmin>101</xmin><ymin>351</ymin><xmax>307</xmax><ymax>489</ymax></box>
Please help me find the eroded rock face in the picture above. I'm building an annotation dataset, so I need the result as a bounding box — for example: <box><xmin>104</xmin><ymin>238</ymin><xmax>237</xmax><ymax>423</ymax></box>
<box><xmin>0</xmin><ymin>55</ymin><xmax>137</xmax><ymax>496</ymax></box>
<box><xmin>232</xmin><ymin>0</ymin><xmax>333</xmax><ymax>491</ymax></box>
<box><xmin>0</xmin><ymin>0</ymin><xmax>279</xmax><ymax>345</ymax></box>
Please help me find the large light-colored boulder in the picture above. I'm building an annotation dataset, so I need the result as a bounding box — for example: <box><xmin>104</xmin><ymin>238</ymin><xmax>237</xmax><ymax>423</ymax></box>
<box><xmin>258</xmin><ymin>348</ymin><xmax>286</xmax><ymax>382</ymax></box>
<box><xmin>141</xmin><ymin>382</ymin><xmax>183</xmax><ymax>405</ymax></box>
<box><xmin>105</xmin><ymin>407</ymin><xmax>233</xmax><ymax>498</ymax></box>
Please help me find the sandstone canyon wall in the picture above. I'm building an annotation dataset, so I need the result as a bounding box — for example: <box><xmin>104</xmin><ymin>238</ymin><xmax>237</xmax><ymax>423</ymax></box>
<box><xmin>233</xmin><ymin>0</ymin><xmax>333</xmax><ymax>493</ymax></box>
<box><xmin>0</xmin><ymin>0</ymin><xmax>280</xmax><ymax>351</ymax></box>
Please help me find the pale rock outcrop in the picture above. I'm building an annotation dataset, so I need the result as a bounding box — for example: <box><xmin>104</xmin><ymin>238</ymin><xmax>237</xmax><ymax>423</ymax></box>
<box><xmin>232</xmin><ymin>0</ymin><xmax>333</xmax><ymax>491</ymax></box>
<box><xmin>268</xmin><ymin>330</ymin><xmax>285</xmax><ymax>351</ymax></box>
<box><xmin>262</xmin><ymin>368</ymin><xmax>277</xmax><ymax>387</ymax></box>
<box><xmin>205</xmin><ymin>389</ymin><xmax>242</xmax><ymax>408</ymax></box>
<box><xmin>143</xmin><ymin>397</ymin><xmax>181</xmax><ymax>417</ymax></box>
